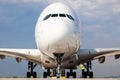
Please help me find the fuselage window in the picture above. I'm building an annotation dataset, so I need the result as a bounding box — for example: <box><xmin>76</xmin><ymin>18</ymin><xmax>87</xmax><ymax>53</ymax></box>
<box><xmin>51</xmin><ymin>14</ymin><xmax>58</xmax><ymax>17</ymax></box>
<box><xmin>59</xmin><ymin>14</ymin><xmax>66</xmax><ymax>17</ymax></box>
<box><xmin>66</xmin><ymin>14</ymin><xmax>74</xmax><ymax>21</ymax></box>
<box><xmin>43</xmin><ymin>14</ymin><xmax>51</xmax><ymax>20</ymax></box>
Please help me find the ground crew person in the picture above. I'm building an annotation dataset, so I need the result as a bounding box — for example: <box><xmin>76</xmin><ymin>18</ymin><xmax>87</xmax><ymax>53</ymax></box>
<box><xmin>80</xmin><ymin>63</ymin><xmax>86</xmax><ymax>77</ymax></box>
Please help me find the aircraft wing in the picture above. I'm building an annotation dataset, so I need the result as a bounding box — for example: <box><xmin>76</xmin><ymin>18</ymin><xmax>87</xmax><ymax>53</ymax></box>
<box><xmin>0</xmin><ymin>48</ymin><xmax>42</xmax><ymax>64</ymax></box>
<box><xmin>77</xmin><ymin>48</ymin><xmax>120</xmax><ymax>63</ymax></box>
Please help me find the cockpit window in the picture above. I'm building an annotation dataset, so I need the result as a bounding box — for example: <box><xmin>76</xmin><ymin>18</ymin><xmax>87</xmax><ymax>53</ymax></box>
<box><xmin>43</xmin><ymin>14</ymin><xmax>51</xmax><ymax>20</ymax></box>
<box><xmin>43</xmin><ymin>14</ymin><xmax>74</xmax><ymax>21</ymax></box>
<box><xmin>59</xmin><ymin>14</ymin><xmax>66</xmax><ymax>17</ymax></box>
<box><xmin>51</xmin><ymin>14</ymin><xmax>58</xmax><ymax>17</ymax></box>
<box><xmin>66</xmin><ymin>14</ymin><xmax>74</xmax><ymax>21</ymax></box>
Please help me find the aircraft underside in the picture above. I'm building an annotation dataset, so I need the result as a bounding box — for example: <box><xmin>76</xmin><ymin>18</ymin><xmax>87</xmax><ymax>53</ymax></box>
<box><xmin>26</xmin><ymin>53</ymin><xmax>94</xmax><ymax>78</ymax></box>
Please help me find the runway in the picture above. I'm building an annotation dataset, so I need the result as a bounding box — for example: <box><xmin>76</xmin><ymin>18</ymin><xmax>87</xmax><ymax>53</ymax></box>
<box><xmin>0</xmin><ymin>78</ymin><xmax>120</xmax><ymax>80</ymax></box>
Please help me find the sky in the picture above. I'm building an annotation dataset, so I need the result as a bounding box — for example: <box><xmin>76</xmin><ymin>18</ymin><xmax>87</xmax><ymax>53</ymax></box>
<box><xmin>0</xmin><ymin>0</ymin><xmax>120</xmax><ymax>78</ymax></box>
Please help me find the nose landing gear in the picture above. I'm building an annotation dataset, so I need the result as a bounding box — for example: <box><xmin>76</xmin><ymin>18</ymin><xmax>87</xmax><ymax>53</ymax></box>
<box><xmin>43</xmin><ymin>53</ymin><xmax>64</xmax><ymax>78</ymax></box>
<box><xmin>54</xmin><ymin>53</ymin><xmax>64</xmax><ymax>78</ymax></box>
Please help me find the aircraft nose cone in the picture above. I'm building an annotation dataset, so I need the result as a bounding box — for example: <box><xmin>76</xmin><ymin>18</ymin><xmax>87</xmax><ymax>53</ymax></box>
<box><xmin>43</xmin><ymin>21</ymin><xmax>68</xmax><ymax>44</ymax></box>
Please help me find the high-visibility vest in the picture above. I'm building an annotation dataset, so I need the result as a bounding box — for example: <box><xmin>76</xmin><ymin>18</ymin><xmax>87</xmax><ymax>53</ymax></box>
<box><xmin>80</xmin><ymin>64</ymin><xmax>85</xmax><ymax>70</ymax></box>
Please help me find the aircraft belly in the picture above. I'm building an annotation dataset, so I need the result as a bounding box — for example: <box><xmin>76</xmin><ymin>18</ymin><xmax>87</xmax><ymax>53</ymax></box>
<box><xmin>42</xmin><ymin>54</ymin><xmax>78</xmax><ymax>69</ymax></box>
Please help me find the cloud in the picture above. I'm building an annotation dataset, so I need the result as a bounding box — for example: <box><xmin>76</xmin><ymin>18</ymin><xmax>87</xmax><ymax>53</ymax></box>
<box><xmin>0</xmin><ymin>0</ymin><xmax>120</xmax><ymax>47</ymax></box>
<box><xmin>112</xmin><ymin>4</ymin><xmax>120</xmax><ymax>14</ymax></box>
<box><xmin>0</xmin><ymin>0</ymin><xmax>120</xmax><ymax>45</ymax></box>
<box><xmin>0</xmin><ymin>0</ymin><xmax>47</xmax><ymax>3</ymax></box>
<box><xmin>81</xmin><ymin>0</ymin><xmax>120</xmax><ymax>18</ymax></box>
<box><xmin>64</xmin><ymin>0</ymin><xmax>120</xmax><ymax>19</ymax></box>
<box><xmin>1</xmin><ymin>0</ymin><xmax>120</xmax><ymax>16</ymax></box>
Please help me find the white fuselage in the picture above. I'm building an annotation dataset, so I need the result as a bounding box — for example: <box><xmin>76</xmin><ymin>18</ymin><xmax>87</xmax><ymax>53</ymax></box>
<box><xmin>35</xmin><ymin>3</ymin><xmax>81</xmax><ymax>59</ymax></box>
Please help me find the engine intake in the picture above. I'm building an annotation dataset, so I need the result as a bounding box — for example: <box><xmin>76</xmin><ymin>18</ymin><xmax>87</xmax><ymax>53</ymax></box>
<box><xmin>16</xmin><ymin>57</ymin><xmax>22</xmax><ymax>63</ymax></box>
<box><xmin>98</xmin><ymin>56</ymin><xmax>105</xmax><ymax>64</ymax></box>
<box><xmin>0</xmin><ymin>55</ymin><xmax>5</xmax><ymax>60</ymax></box>
<box><xmin>115</xmin><ymin>54</ymin><xmax>120</xmax><ymax>59</ymax></box>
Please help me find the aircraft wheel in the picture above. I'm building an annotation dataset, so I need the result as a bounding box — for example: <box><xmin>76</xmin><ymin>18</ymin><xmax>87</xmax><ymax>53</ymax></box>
<box><xmin>89</xmin><ymin>72</ymin><xmax>93</xmax><ymax>78</ymax></box>
<box><xmin>66</xmin><ymin>72</ymin><xmax>70</xmax><ymax>78</ymax></box>
<box><xmin>73</xmin><ymin>72</ymin><xmax>76</xmax><ymax>78</ymax></box>
<box><xmin>33</xmin><ymin>72</ymin><xmax>37</xmax><ymax>78</ymax></box>
<box><xmin>27</xmin><ymin>72</ymin><xmax>31</xmax><ymax>78</ymax></box>
<box><xmin>43</xmin><ymin>72</ymin><xmax>47</xmax><ymax>78</ymax></box>
<box><xmin>83</xmin><ymin>72</ymin><xmax>87</xmax><ymax>78</ymax></box>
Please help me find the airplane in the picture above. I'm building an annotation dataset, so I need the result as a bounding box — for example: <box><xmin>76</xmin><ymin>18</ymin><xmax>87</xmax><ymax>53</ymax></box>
<box><xmin>0</xmin><ymin>2</ymin><xmax>120</xmax><ymax>78</ymax></box>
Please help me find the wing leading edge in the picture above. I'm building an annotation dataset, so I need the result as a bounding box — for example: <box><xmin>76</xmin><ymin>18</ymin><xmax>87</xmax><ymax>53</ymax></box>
<box><xmin>0</xmin><ymin>48</ymin><xmax>42</xmax><ymax>64</ymax></box>
<box><xmin>77</xmin><ymin>48</ymin><xmax>120</xmax><ymax>63</ymax></box>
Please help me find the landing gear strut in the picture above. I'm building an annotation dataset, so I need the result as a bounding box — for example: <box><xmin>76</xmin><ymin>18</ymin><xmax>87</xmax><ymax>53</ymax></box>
<box><xmin>82</xmin><ymin>61</ymin><xmax>93</xmax><ymax>78</ymax></box>
<box><xmin>54</xmin><ymin>53</ymin><xmax>64</xmax><ymax>78</ymax></box>
<box><xmin>27</xmin><ymin>61</ymin><xmax>37</xmax><ymax>78</ymax></box>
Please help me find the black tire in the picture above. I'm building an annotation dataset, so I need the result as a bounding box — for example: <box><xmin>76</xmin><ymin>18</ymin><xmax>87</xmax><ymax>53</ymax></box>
<box><xmin>27</xmin><ymin>72</ymin><xmax>31</xmax><ymax>78</ymax></box>
<box><xmin>57</xmin><ymin>75</ymin><xmax>60</xmax><ymax>78</ymax></box>
<box><xmin>83</xmin><ymin>72</ymin><xmax>87</xmax><ymax>78</ymax></box>
<box><xmin>66</xmin><ymin>72</ymin><xmax>70</xmax><ymax>78</ymax></box>
<box><xmin>43</xmin><ymin>72</ymin><xmax>47</xmax><ymax>78</ymax></box>
<box><xmin>33</xmin><ymin>72</ymin><xmax>37</xmax><ymax>78</ymax></box>
<box><xmin>73</xmin><ymin>72</ymin><xmax>76</xmax><ymax>78</ymax></box>
<box><xmin>89</xmin><ymin>72</ymin><xmax>93</xmax><ymax>78</ymax></box>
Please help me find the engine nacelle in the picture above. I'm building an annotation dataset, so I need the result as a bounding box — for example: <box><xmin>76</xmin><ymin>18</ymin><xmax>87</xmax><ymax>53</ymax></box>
<box><xmin>0</xmin><ymin>55</ymin><xmax>5</xmax><ymax>60</ymax></box>
<box><xmin>16</xmin><ymin>57</ymin><xmax>22</xmax><ymax>63</ymax></box>
<box><xmin>115</xmin><ymin>54</ymin><xmax>120</xmax><ymax>59</ymax></box>
<box><xmin>98</xmin><ymin>56</ymin><xmax>105</xmax><ymax>64</ymax></box>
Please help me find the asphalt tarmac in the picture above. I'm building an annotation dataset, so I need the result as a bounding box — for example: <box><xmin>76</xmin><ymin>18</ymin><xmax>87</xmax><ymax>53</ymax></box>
<box><xmin>0</xmin><ymin>78</ymin><xmax>119</xmax><ymax>80</ymax></box>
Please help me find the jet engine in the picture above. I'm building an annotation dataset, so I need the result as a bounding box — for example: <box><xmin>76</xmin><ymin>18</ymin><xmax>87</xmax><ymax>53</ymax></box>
<box><xmin>16</xmin><ymin>57</ymin><xmax>22</xmax><ymax>63</ymax></box>
<box><xmin>115</xmin><ymin>54</ymin><xmax>120</xmax><ymax>59</ymax></box>
<box><xmin>0</xmin><ymin>55</ymin><xmax>5</xmax><ymax>60</ymax></box>
<box><xmin>98</xmin><ymin>56</ymin><xmax>105</xmax><ymax>64</ymax></box>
